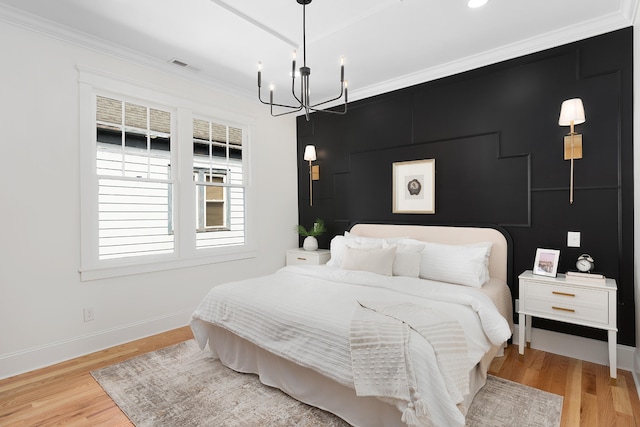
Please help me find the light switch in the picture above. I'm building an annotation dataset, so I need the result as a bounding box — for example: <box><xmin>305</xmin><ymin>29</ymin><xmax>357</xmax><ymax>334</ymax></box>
<box><xmin>567</xmin><ymin>231</ymin><xmax>581</xmax><ymax>247</ymax></box>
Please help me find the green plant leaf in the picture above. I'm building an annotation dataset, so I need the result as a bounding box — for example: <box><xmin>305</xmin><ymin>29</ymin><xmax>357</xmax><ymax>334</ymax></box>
<box><xmin>295</xmin><ymin>218</ymin><xmax>326</xmax><ymax>237</ymax></box>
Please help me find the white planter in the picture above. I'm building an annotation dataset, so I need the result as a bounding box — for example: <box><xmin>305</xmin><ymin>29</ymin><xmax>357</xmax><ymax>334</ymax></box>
<box><xmin>303</xmin><ymin>236</ymin><xmax>318</xmax><ymax>251</ymax></box>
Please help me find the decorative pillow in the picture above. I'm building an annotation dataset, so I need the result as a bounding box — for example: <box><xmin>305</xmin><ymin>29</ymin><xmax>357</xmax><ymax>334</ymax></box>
<box><xmin>326</xmin><ymin>234</ymin><xmax>384</xmax><ymax>267</ymax></box>
<box><xmin>418</xmin><ymin>242</ymin><xmax>491</xmax><ymax>287</ymax></box>
<box><xmin>389</xmin><ymin>242</ymin><xmax>424</xmax><ymax>278</ymax></box>
<box><xmin>340</xmin><ymin>245</ymin><xmax>397</xmax><ymax>276</ymax></box>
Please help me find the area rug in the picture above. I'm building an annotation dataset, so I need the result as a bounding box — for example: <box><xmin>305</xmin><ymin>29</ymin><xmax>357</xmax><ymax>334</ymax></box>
<box><xmin>91</xmin><ymin>340</ymin><xmax>562</xmax><ymax>426</ymax></box>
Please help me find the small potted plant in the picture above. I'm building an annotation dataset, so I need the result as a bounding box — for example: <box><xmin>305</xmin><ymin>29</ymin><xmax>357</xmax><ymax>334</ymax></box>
<box><xmin>296</xmin><ymin>219</ymin><xmax>326</xmax><ymax>251</ymax></box>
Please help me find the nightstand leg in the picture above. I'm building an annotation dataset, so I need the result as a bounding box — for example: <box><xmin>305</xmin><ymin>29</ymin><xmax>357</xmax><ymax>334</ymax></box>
<box><xmin>525</xmin><ymin>315</ymin><xmax>532</xmax><ymax>348</ymax></box>
<box><xmin>518</xmin><ymin>312</ymin><xmax>525</xmax><ymax>360</ymax></box>
<box><xmin>608</xmin><ymin>329</ymin><xmax>617</xmax><ymax>383</ymax></box>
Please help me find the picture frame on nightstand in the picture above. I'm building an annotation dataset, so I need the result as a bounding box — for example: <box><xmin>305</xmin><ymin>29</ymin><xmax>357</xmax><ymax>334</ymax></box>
<box><xmin>532</xmin><ymin>248</ymin><xmax>560</xmax><ymax>277</ymax></box>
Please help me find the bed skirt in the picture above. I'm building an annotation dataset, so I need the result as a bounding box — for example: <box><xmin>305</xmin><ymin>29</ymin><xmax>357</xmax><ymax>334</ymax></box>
<box><xmin>195</xmin><ymin>322</ymin><xmax>501</xmax><ymax>427</ymax></box>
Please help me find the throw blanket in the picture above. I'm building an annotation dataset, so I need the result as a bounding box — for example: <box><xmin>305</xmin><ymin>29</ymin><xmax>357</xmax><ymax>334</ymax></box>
<box><xmin>350</xmin><ymin>301</ymin><xmax>469</xmax><ymax>426</ymax></box>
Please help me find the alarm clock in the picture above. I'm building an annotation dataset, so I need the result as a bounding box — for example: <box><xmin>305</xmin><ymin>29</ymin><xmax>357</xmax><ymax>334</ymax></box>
<box><xmin>576</xmin><ymin>254</ymin><xmax>595</xmax><ymax>273</ymax></box>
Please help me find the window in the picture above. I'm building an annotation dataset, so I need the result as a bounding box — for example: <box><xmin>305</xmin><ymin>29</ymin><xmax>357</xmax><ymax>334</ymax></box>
<box><xmin>79</xmin><ymin>68</ymin><xmax>253</xmax><ymax>280</ymax></box>
<box><xmin>194</xmin><ymin>170</ymin><xmax>226</xmax><ymax>230</ymax></box>
<box><xmin>193</xmin><ymin>118</ymin><xmax>245</xmax><ymax>249</ymax></box>
<box><xmin>96</xmin><ymin>96</ymin><xmax>174</xmax><ymax>260</ymax></box>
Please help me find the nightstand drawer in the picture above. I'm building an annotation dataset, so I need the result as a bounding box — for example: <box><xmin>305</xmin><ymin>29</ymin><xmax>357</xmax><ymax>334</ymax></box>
<box><xmin>286</xmin><ymin>249</ymin><xmax>331</xmax><ymax>266</ymax></box>
<box><xmin>524</xmin><ymin>282</ymin><xmax>608</xmax><ymax>309</ymax></box>
<box><xmin>523</xmin><ymin>297</ymin><xmax>609</xmax><ymax>324</ymax></box>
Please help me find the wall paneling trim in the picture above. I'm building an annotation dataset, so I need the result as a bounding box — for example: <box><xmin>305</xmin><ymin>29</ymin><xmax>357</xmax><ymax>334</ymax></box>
<box><xmin>297</xmin><ymin>27</ymin><xmax>635</xmax><ymax>346</ymax></box>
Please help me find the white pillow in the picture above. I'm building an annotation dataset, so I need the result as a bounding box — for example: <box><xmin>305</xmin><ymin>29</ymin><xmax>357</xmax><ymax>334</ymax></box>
<box><xmin>467</xmin><ymin>242</ymin><xmax>493</xmax><ymax>283</ymax></box>
<box><xmin>340</xmin><ymin>245</ymin><xmax>397</xmax><ymax>276</ymax></box>
<box><xmin>397</xmin><ymin>238</ymin><xmax>427</xmax><ymax>247</ymax></box>
<box><xmin>418</xmin><ymin>242</ymin><xmax>491</xmax><ymax>287</ymax></box>
<box><xmin>326</xmin><ymin>234</ymin><xmax>384</xmax><ymax>267</ymax></box>
<box><xmin>398</xmin><ymin>239</ymin><xmax>493</xmax><ymax>284</ymax></box>
<box><xmin>388</xmin><ymin>242</ymin><xmax>424</xmax><ymax>278</ymax></box>
<box><xmin>344</xmin><ymin>231</ymin><xmax>387</xmax><ymax>246</ymax></box>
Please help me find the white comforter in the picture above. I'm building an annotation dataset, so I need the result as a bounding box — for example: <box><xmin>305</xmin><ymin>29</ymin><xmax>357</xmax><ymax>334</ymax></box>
<box><xmin>190</xmin><ymin>265</ymin><xmax>512</xmax><ymax>427</ymax></box>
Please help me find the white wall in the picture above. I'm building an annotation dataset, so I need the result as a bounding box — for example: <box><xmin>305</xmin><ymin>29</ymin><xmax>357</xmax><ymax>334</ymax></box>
<box><xmin>0</xmin><ymin>21</ymin><xmax>298</xmax><ymax>379</ymax></box>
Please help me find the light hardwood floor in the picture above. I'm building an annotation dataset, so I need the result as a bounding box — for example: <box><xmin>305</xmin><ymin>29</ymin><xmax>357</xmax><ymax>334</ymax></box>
<box><xmin>1</xmin><ymin>327</ymin><xmax>638</xmax><ymax>426</ymax></box>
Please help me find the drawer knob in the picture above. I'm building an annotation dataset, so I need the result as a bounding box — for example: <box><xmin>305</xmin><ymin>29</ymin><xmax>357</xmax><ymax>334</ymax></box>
<box><xmin>552</xmin><ymin>306</ymin><xmax>575</xmax><ymax>313</ymax></box>
<box><xmin>552</xmin><ymin>291</ymin><xmax>575</xmax><ymax>297</ymax></box>
<box><xmin>297</xmin><ymin>257</ymin><xmax>307</xmax><ymax>261</ymax></box>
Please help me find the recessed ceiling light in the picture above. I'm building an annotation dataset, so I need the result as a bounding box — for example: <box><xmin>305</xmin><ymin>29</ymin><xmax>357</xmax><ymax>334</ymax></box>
<box><xmin>468</xmin><ymin>0</ymin><xmax>489</xmax><ymax>8</ymax></box>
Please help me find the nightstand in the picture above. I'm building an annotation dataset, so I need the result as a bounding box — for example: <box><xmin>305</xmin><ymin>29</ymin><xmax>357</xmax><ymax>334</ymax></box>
<box><xmin>518</xmin><ymin>270</ymin><xmax>618</xmax><ymax>383</ymax></box>
<box><xmin>286</xmin><ymin>248</ymin><xmax>331</xmax><ymax>266</ymax></box>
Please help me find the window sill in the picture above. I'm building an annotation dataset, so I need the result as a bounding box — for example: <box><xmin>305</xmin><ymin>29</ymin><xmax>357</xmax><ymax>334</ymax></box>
<box><xmin>79</xmin><ymin>249</ymin><xmax>257</xmax><ymax>282</ymax></box>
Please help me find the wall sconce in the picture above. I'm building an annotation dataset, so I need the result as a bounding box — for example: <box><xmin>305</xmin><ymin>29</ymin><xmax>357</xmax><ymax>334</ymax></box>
<box><xmin>558</xmin><ymin>98</ymin><xmax>586</xmax><ymax>204</ymax></box>
<box><xmin>303</xmin><ymin>145</ymin><xmax>319</xmax><ymax>206</ymax></box>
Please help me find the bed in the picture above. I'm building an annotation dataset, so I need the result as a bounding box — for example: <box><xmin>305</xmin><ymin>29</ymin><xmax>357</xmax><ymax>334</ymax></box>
<box><xmin>190</xmin><ymin>223</ymin><xmax>514</xmax><ymax>427</ymax></box>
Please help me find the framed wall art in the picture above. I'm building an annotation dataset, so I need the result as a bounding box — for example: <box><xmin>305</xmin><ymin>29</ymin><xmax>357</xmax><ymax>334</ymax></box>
<box><xmin>392</xmin><ymin>159</ymin><xmax>435</xmax><ymax>214</ymax></box>
<box><xmin>532</xmin><ymin>248</ymin><xmax>560</xmax><ymax>277</ymax></box>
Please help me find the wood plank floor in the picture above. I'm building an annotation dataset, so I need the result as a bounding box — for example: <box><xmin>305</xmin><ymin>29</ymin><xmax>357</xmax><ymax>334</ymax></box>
<box><xmin>489</xmin><ymin>345</ymin><xmax>640</xmax><ymax>426</ymax></box>
<box><xmin>1</xmin><ymin>327</ymin><xmax>638</xmax><ymax>426</ymax></box>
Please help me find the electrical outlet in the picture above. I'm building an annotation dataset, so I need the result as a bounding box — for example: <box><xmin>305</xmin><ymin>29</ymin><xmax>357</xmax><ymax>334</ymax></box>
<box><xmin>83</xmin><ymin>307</ymin><xmax>95</xmax><ymax>322</ymax></box>
<box><xmin>515</xmin><ymin>299</ymin><xmax>519</xmax><ymax>313</ymax></box>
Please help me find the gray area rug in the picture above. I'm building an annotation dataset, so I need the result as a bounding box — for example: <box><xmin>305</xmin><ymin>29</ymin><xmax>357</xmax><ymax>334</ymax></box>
<box><xmin>91</xmin><ymin>340</ymin><xmax>562</xmax><ymax>426</ymax></box>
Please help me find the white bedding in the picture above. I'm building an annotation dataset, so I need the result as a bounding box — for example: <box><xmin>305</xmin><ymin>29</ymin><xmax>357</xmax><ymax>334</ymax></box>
<box><xmin>191</xmin><ymin>264</ymin><xmax>512</xmax><ymax>427</ymax></box>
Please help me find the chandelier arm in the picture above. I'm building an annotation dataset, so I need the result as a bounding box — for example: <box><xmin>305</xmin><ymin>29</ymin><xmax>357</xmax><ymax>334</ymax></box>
<box><xmin>272</xmin><ymin>102</ymin><xmax>305</xmax><ymax>110</ymax></box>
<box><xmin>308</xmin><ymin>103</ymin><xmax>348</xmax><ymax>115</ymax></box>
<box><xmin>258</xmin><ymin>86</ymin><xmax>305</xmax><ymax>110</ymax></box>
<box><xmin>257</xmin><ymin>88</ymin><xmax>272</xmax><ymax>106</ymax></box>
<box><xmin>309</xmin><ymin>87</ymin><xmax>345</xmax><ymax>108</ymax></box>
<box><xmin>302</xmin><ymin>73</ymin><xmax>310</xmax><ymax>121</ymax></box>
<box><xmin>270</xmin><ymin>105</ymin><xmax>304</xmax><ymax>117</ymax></box>
<box><xmin>290</xmin><ymin>76</ymin><xmax>304</xmax><ymax>106</ymax></box>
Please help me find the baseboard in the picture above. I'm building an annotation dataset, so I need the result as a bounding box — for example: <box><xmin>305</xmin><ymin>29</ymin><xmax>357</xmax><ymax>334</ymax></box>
<box><xmin>512</xmin><ymin>324</ymin><xmax>636</xmax><ymax>373</ymax></box>
<box><xmin>4</xmin><ymin>318</ymin><xmax>636</xmax><ymax>386</ymax></box>
<box><xmin>634</xmin><ymin>349</ymin><xmax>640</xmax><ymax>397</ymax></box>
<box><xmin>0</xmin><ymin>310</ymin><xmax>191</xmax><ymax>380</ymax></box>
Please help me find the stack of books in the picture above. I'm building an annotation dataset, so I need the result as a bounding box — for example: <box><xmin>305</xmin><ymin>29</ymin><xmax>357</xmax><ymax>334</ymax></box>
<box><xmin>565</xmin><ymin>271</ymin><xmax>606</xmax><ymax>285</ymax></box>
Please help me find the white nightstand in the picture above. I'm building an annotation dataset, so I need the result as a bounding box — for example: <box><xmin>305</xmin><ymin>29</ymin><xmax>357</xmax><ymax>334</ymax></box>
<box><xmin>518</xmin><ymin>270</ymin><xmax>618</xmax><ymax>383</ymax></box>
<box><xmin>286</xmin><ymin>248</ymin><xmax>331</xmax><ymax>266</ymax></box>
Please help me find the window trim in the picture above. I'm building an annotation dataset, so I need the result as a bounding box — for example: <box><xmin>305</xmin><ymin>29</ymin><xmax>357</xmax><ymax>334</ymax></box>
<box><xmin>78</xmin><ymin>66</ymin><xmax>256</xmax><ymax>281</ymax></box>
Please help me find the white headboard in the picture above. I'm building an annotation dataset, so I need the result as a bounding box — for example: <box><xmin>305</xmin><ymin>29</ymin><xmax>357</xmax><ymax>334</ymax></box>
<box><xmin>349</xmin><ymin>223</ymin><xmax>510</xmax><ymax>282</ymax></box>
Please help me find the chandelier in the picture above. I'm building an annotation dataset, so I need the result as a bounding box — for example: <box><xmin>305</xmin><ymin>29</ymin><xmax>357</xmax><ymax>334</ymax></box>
<box><xmin>257</xmin><ymin>0</ymin><xmax>348</xmax><ymax>121</ymax></box>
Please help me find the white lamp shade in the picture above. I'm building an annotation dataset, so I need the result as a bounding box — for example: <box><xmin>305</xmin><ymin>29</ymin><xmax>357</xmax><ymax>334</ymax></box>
<box><xmin>303</xmin><ymin>145</ymin><xmax>317</xmax><ymax>161</ymax></box>
<box><xmin>558</xmin><ymin>98</ymin><xmax>586</xmax><ymax>126</ymax></box>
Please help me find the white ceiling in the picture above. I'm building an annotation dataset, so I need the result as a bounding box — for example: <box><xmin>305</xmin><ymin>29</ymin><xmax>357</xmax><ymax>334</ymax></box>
<box><xmin>0</xmin><ymin>0</ymin><xmax>636</xmax><ymax>108</ymax></box>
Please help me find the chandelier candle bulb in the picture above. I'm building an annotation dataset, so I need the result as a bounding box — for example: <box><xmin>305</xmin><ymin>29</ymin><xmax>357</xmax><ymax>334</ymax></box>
<box><xmin>257</xmin><ymin>62</ymin><xmax>262</xmax><ymax>87</ymax></box>
<box><xmin>292</xmin><ymin>51</ymin><xmax>296</xmax><ymax>75</ymax></box>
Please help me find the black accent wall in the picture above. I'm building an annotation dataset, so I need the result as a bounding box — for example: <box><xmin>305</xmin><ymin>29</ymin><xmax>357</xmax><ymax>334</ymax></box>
<box><xmin>296</xmin><ymin>28</ymin><xmax>635</xmax><ymax>346</ymax></box>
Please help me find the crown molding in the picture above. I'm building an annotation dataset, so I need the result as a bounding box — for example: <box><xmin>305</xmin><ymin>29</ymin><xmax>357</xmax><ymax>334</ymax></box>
<box><xmin>350</xmin><ymin>11</ymin><xmax>634</xmax><ymax>104</ymax></box>
<box><xmin>0</xmin><ymin>3</ymin><xmax>251</xmax><ymax>100</ymax></box>
<box><xmin>620</xmin><ymin>0</ymin><xmax>639</xmax><ymax>22</ymax></box>
<box><xmin>0</xmin><ymin>2</ymin><xmax>635</xmax><ymax>110</ymax></box>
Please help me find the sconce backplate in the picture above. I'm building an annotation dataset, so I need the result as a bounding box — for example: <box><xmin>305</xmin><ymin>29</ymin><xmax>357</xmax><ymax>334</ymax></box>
<box><xmin>564</xmin><ymin>134</ymin><xmax>583</xmax><ymax>160</ymax></box>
